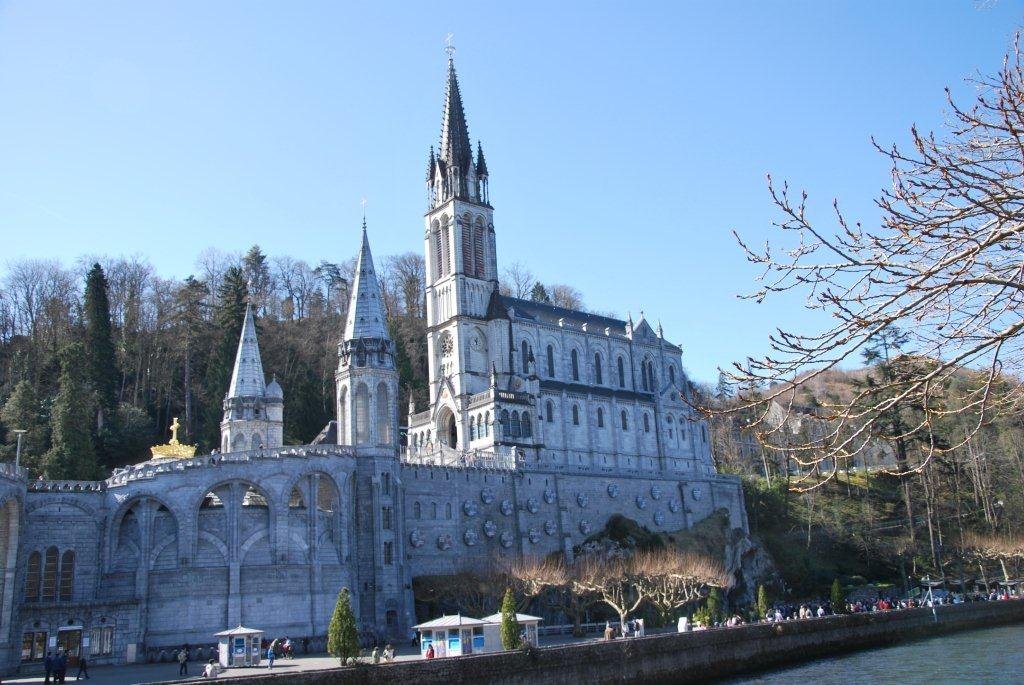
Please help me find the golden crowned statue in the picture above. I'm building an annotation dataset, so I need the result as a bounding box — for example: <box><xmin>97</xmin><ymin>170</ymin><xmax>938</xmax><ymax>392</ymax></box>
<box><xmin>150</xmin><ymin>417</ymin><xmax>197</xmax><ymax>460</ymax></box>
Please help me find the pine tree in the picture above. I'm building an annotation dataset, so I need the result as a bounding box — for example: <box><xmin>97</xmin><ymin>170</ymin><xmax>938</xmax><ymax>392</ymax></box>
<box><xmin>756</xmin><ymin>584</ymin><xmax>770</xmax><ymax>620</ymax></box>
<box><xmin>499</xmin><ymin>587</ymin><xmax>521</xmax><ymax>650</ymax></box>
<box><xmin>83</xmin><ymin>263</ymin><xmax>118</xmax><ymax>430</ymax></box>
<box><xmin>830</xmin><ymin>579</ymin><xmax>845</xmax><ymax>614</ymax></box>
<box><xmin>530</xmin><ymin>282</ymin><xmax>551</xmax><ymax>303</ymax></box>
<box><xmin>327</xmin><ymin>587</ymin><xmax>360</xmax><ymax>664</ymax></box>
<box><xmin>706</xmin><ymin>587</ymin><xmax>721</xmax><ymax>625</ymax></box>
<box><xmin>203</xmin><ymin>267</ymin><xmax>248</xmax><ymax>448</ymax></box>
<box><xmin>43</xmin><ymin>343</ymin><xmax>102</xmax><ymax>480</ymax></box>
<box><xmin>242</xmin><ymin>245</ymin><xmax>271</xmax><ymax>315</ymax></box>
<box><xmin>1</xmin><ymin>380</ymin><xmax>50</xmax><ymax>474</ymax></box>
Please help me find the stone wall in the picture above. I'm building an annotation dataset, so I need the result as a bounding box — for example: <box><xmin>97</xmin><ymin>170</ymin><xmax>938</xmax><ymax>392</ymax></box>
<box><xmin>149</xmin><ymin>600</ymin><xmax>1024</xmax><ymax>685</ymax></box>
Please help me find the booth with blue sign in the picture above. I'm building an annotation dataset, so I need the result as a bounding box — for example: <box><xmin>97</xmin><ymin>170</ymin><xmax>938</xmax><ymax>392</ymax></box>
<box><xmin>412</xmin><ymin>615</ymin><xmax>488</xmax><ymax>658</ymax></box>
<box><xmin>214</xmin><ymin>625</ymin><xmax>264</xmax><ymax>668</ymax></box>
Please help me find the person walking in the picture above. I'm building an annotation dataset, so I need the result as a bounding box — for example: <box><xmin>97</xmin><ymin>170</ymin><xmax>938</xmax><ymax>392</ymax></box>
<box><xmin>75</xmin><ymin>654</ymin><xmax>90</xmax><ymax>680</ymax></box>
<box><xmin>425</xmin><ymin>644</ymin><xmax>435</xmax><ymax>660</ymax></box>
<box><xmin>55</xmin><ymin>651</ymin><xmax>67</xmax><ymax>683</ymax></box>
<box><xmin>371</xmin><ymin>646</ymin><xmax>380</xmax><ymax>664</ymax></box>
<box><xmin>266</xmin><ymin>645</ymin><xmax>275</xmax><ymax>670</ymax></box>
<box><xmin>178</xmin><ymin>645</ymin><xmax>189</xmax><ymax>676</ymax></box>
<box><xmin>44</xmin><ymin>651</ymin><xmax>54</xmax><ymax>684</ymax></box>
<box><xmin>203</xmin><ymin>659</ymin><xmax>220</xmax><ymax>678</ymax></box>
<box><xmin>603</xmin><ymin>621</ymin><xmax>614</xmax><ymax>641</ymax></box>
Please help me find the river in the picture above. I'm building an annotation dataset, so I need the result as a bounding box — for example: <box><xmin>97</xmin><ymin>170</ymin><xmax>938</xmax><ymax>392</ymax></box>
<box><xmin>727</xmin><ymin>622</ymin><xmax>1024</xmax><ymax>684</ymax></box>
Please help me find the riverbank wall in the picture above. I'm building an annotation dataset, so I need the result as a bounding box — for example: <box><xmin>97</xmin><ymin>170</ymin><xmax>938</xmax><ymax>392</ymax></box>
<box><xmin>148</xmin><ymin>600</ymin><xmax>1024</xmax><ymax>684</ymax></box>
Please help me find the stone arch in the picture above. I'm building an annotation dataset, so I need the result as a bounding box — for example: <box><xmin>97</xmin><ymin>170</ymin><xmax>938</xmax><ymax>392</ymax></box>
<box><xmin>250</xmin><ymin>432</ymin><xmax>263</xmax><ymax>450</ymax></box>
<box><xmin>437</xmin><ymin>405</ymin><xmax>458</xmax><ymax>448</ymax></box>
<box><xmin>108</xmin><ymin>495</ymin><xmax>180</xmax><ymax>573</ymax></box>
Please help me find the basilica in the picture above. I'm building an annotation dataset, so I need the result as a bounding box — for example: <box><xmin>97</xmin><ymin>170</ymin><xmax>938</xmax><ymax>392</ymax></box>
<box><xmin>0</xmin><ymin>53</ymin><xmax>748</xmax><ymax>673</ymax></box>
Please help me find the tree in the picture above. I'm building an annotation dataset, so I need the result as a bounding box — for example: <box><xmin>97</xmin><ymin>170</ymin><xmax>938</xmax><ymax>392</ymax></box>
<box><xmin>830</xmin><ymin>579</ymin><xmax>845</xmax><ymax>614</ymax></box>
<box><xmin>1</xmin><ymin>380</ymin><xmax>50</xmax><ymax>473</ymax></box>
<box><xmin>203</xmin><ymin>267</ymin><xmax>248</xmax><ymax>447</ymax></box>
<box><xmin>326</xmin><ymin>587</ymin><xmax>360</xmax><ymax>664</ymax></box>
<box><xmin>548</xmin><ymin>284</ymin><xmax>584</xmax><ymax>311</ymax></box>
<box><xmin>499</xmin><ymin>587</ymin><xmax>521</xmax><ymax>650</ymax></box>
<box><xmin>633</xmin><ymin>550</ymin><xmax>730</xmax><ymax>627</ymax></box>
<box><xmin>756</xmin><ymin>584</ymin><xmax>770</xmax><ymax>620</ymax></box>
<box><xmin>705</xmin><ymin>587</ymin><xmax>721</xmax><ymax>625</ymax></box>
<box><xmin>716</xmin><ymin>38</ymin><xmax>1024</xmax><ymax>485</ymax></box>
<box><xmin>500</xmin><ymin>262</ymin><xmax>534</xmax><ymax>299</ymax></box>
<box><xmin>530</xmin><ymin>282</ymin><xmax>551</xmax><ymax>303</ymax></box>
<box><xmin>242</xmin><ymin>245</ymin><xmax>272</xmax><ymax>315</ymax></box>
<box><xmin>43</xmin><ymin>343</ymin><xmax>102</xmax><ymax>480</ymax></box>
<box><xmin>83</xmin><ymin>263</ymin><xmax>118</xmax><ymax>431</ymax></box>
<box><xmin>571</xmin><ymin>556</ymin><xmax>645</xmax><ymax>629</ymax></box>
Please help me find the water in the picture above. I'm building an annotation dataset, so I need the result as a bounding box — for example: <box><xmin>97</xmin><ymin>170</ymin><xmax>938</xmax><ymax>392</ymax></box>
<box><xmin>727</xmin><ymin>623</ymin><xmax>1024</xmax><ymax>685</ymax></box>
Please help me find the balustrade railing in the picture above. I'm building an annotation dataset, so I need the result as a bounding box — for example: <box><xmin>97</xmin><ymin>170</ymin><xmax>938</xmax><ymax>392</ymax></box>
<box><xmin>400</xmin><ymin>443</ymin><xmax>519</xmax><ymax>470</ymax></box>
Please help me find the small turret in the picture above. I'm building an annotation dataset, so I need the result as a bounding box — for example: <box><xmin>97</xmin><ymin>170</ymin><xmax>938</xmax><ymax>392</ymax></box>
<box><xmin>221</xmin><ymin>305</ymin><xmax>283</xmax><ymax>452</ymax></box>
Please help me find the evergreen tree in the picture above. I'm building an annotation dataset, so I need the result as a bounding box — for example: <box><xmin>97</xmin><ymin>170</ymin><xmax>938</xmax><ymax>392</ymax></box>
<box><xmin>203</xmin><ymin>267</ymin><xmax>248</xmax><ymax>448</ymax></box>
<box><xmin>242</xmin><ymin>245</ymin><xmax>272</xmax><ymax>315</ymax></box>
<box><xmin>706</xmin><ymin>587</ymin><xmax>721</xmax><ymax>625</ymax></box>
<box><xmin>326</xmin><ymin>587</ymin><xmax>360</xmax><ymax>663</ymax></box>
<box><xmin>499</xmin><ymin>587</ymin><xmax>521</xmax><ymax>650</ymax></box>
<box><xmin>830</xmin><ymin>579</ymin><xmax>845</xmax><ymax>614</ymax></box>
<box><xmin>83</xmin><ymin>263</ymin><xmax>118</xmax><ymax>430</ymax></box>
<box><xmin>43</xmin><ymin>343</ymin><xmax>102</xmax><ymax>480</ymax></box>
<box><xmin>530</xmin><ymin>281</ymin><xmax>551</xmax><ymax>303</ymax></box>
<box><xmin>1</xmin><ymin>380</ymin><xmax>50</xmax><ymax>474</ymax></box>
<box><xmin>756</xmin><ymin>584</ymin><xmax>770</xmax><ymax>620</ymax></box>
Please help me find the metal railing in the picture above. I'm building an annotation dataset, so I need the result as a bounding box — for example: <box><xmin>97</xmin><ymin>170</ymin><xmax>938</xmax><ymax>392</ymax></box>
<box><xmin>400</xmin><ymin>444</ymin><xmax>520</xmax><ymax>470</ymax></box>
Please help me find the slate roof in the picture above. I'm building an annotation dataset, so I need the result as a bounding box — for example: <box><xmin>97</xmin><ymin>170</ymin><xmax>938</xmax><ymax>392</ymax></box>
<box><xmin>226</xmin><ymin>304</ymin><xmax>266</xmax><ymax>399</ymax></box>
<box><xmin>343</xmin><ymin>223</ymin><xmax>390</xmax><ymax>342</ymax></box>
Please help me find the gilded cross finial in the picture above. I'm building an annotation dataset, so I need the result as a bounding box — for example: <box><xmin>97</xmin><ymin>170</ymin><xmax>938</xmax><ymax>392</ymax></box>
<box><xmin>169</xmin><ymin>417</ymin><xmax>181</xmax><ymax>445</ymax></box>
<box><xmin>445</xmin><ymin>33</ymin><xmax>455</xmax><ymax>60</ymax></box>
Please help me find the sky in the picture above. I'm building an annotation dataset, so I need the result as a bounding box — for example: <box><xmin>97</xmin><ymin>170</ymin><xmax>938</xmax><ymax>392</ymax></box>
<box><xmin>1</xmin><ymin>1</ymin><xmax>1021</xmax><ymax>384</ymax></box>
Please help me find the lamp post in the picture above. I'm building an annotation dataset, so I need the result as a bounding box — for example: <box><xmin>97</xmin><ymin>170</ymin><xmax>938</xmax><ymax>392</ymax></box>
<box><xmin>11</xmin><ymin>429</ymin><xmax>26</xmax><ymax>471</ymax></box>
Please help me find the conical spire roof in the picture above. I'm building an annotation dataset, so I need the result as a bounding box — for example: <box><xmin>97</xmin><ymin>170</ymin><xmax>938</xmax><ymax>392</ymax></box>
<box><xmin>343</xmin><ymin>222</ymin><xmax>390</xmax><ymax>341</ymax></box>
<box><xmin>439</xmin><ymin>57</ymin><xmax>473</xmax><ymax>174</ymax></box>
<box><xmin>227</xmin><ymin>304</ymin><xmax>266</xmax><ymax>398</ymax></box>
<box><xmin>475</xmin><ymin>140</ymin><xmax>488</xmax><ymax>177</ymax></box>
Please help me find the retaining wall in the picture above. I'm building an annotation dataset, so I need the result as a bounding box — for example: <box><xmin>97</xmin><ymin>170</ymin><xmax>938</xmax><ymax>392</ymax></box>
<box><xmin>146</xmin><ymin>599</ymin><xmax>1024</xmax><ymax>685</ymax></box>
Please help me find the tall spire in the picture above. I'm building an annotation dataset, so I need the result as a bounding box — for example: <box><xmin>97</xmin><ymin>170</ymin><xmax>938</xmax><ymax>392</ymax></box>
<box><xmin>343</xmin><ymin>222</ymin><xmax>390</xmax><ymax>342</ymax></box>
<box><xmin>439</xmin><ymin>55</ymin><xmax>473</xmax><ymax>176</ymax></box>
<box><xmin>227</xmin><ymin>304</ymin><xmax>266</xmax><ymax>398</ymax></box>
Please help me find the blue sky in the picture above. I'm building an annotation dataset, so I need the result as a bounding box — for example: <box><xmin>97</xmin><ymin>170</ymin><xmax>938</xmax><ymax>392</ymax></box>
<box><xmin>1</xmin><ymin>1</ymin><xmax>1020</xmax><ymax>383</ymax></box>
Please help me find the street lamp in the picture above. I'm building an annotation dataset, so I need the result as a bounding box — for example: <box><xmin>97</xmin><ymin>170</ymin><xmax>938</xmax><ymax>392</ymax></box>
<box><xmin>11</xmin><ymin>429</ymin><xmax>26</xmax><ymax>471</ymax></box>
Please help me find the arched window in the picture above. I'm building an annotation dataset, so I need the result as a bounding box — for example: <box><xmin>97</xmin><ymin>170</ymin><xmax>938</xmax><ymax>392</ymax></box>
<box><xmin>474</xmin><ymin>219</ymin><xmax>486</xmax><ymax>278</ymax></box>
<box><xmin>618</xmin><ymin>357</ymin><xmax>625</xmax><ymax>388</ymax></box>
<box><xmin>547</xmin><ymin>345</ymin><xmax>555</xmax><ymax>377</ymax></box>
<box><xmin>25</xmin><ymin>551</ymin><xmax>41</xmax><ymax>602</ymax></box>
<box><xmin>572</xmin><ymin>405</ymin><xmax>580</xmax><ymax>425</ymax></box>
<box><xmin>338</xmin><ymin>387</ymin><xmax>347</xmax><ymax>442</ymax></box>
<box><xmin>431</xmin><ymin>221</ymin><xmax>442</xmax><ymax>279</ymax></box>
<box><xmin>355</xmin><ymin>383</ymin><xmax>370</xmax><ymax>443</ymax></box>
<box><xmin>510</xmin><ymin>411</ymin><xmax>521</xmax><ymax>437</ymax></box>
<box><xmin>41</xmin><ymin>546</ymin><xmax>58</xmax><ymax>601</ymax></box>
<box><xmin>643</xmin><ymin>413</ymin><xmax>651</xmax><ymax>433</ymax></box>
<box><xmin>462</xmin><ymin>214</ymin><xmax>474</xmax><ymax>274</ymax></box>
<box><xmin>500</xmin><ymin>410</ymin><xmax>510</xmax><ymax>435</ymax></box>
<box><xmin>376</xmin><ymin>383</ymin><xmax>391</xmax><ymax>445</ymax></box>
<box><xmin>597</xmin><ymin>407</ymin><xmax>604</xmax><ymax>428</ymax></box>
<box><xmin>446</xmin><ymin>503</ymin><xmax>452</xmax><ymax>519</ymax></box>
<box><xmin>414</xmin><ymin>501</ymin><xmax>422</xmax><ymax>519</ymax></box>
<box><xmin>571</xmin><ymin>349</ymin><xmax>579</xmax><ymax>381</ymax></box>
<box><xmin>621</xmin><ymin>410</ymin><xmax>629</xmax><ymax>431</ymax></box>
<box><xmin>441</xmin><ymin>222</ymin><xmax>451</xmax><ymax>275</ymax></box>
<box><xmin>521</xmin><ymin>341</ymin><xmax>529</xmax><ymax>373</ymax></box>
<box><xmin>251</xmin><ymin>433</ymin><xmax>262</xmax><ymax>450</ymax></box>
<box><xmin>669</xmin><ymin>365</ymin><xmax>676</xmax><ymax>384</ymax></box>
<box><xmin>594</xmin><ymin>353</ymin><xmax>603</xmax><ymax>385</ymax></box>
<box><xmin>702</xmin><ymin>425</ymin><xmax>707</xmax><ymax>443</ymax></box>
<box><xmin>648</xmin><ymin>362</ymin><xmax>656</xmax><ymax>391</ymax></box>
<box><xmin>483</xmin><ymin>411</ymin><xmax>490</xmax><ymax>437</ymax></box>
<box><xmin>59</xmin><ymin>550</ymin><xmax>74</xmax><ymax>601</ymax></box>
<box><xmin>545</xmin><ymin>400</ymin><xmax>554</xmax><ymax>422</ymax></box>
<box><xmin>431</xmin><ymin>502</ymin><xmax>438</xmax><ymax>518</ymax></box>
<box><xmin>470</xmin><ymin>416</ymin><xmax>477</xmax><ymax>441</ymax></box>
<box><xmin>522</xmin><ymin>413</ymin><xmax>532</xmax><ymax>438</ymax></box>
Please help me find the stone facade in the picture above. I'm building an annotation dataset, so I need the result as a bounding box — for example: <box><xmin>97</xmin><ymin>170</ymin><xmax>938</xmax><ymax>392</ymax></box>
<box><xmin>0</xmin><ymin>53</ymin><xmax>748</xmax><ymax>674</ymax></box>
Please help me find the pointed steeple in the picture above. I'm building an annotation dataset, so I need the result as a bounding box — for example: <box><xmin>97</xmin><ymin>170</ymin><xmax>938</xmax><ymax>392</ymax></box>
<box><xmin>227</xmin><ymin>304</ymin><xmax>266</xmax><ymax>398</ymax></box>
<box><xmin>426</xmin><ymin>146</ymin><xmax>436</xmax><ymax>181</ymax></box>
<box><xmin>475</xmin><ymin>140</ymin><xmax>488</xmax><ymax>177</ymax></box>
<box><xmin>343</xmin><ymin>222</ymin><xmax>390</xmax><ymax>342</ymax></box>
<box><xmin>439</xmin><ymin>56</ymin><xmax>473</xmax><ymax>176</ymax></box>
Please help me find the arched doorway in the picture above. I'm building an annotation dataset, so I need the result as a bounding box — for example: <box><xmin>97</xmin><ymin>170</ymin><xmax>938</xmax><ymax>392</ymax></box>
<box><xmin>438</xmin><ymin>408</ymin><xmax>458</xmax><ymax>449</ymax></box>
